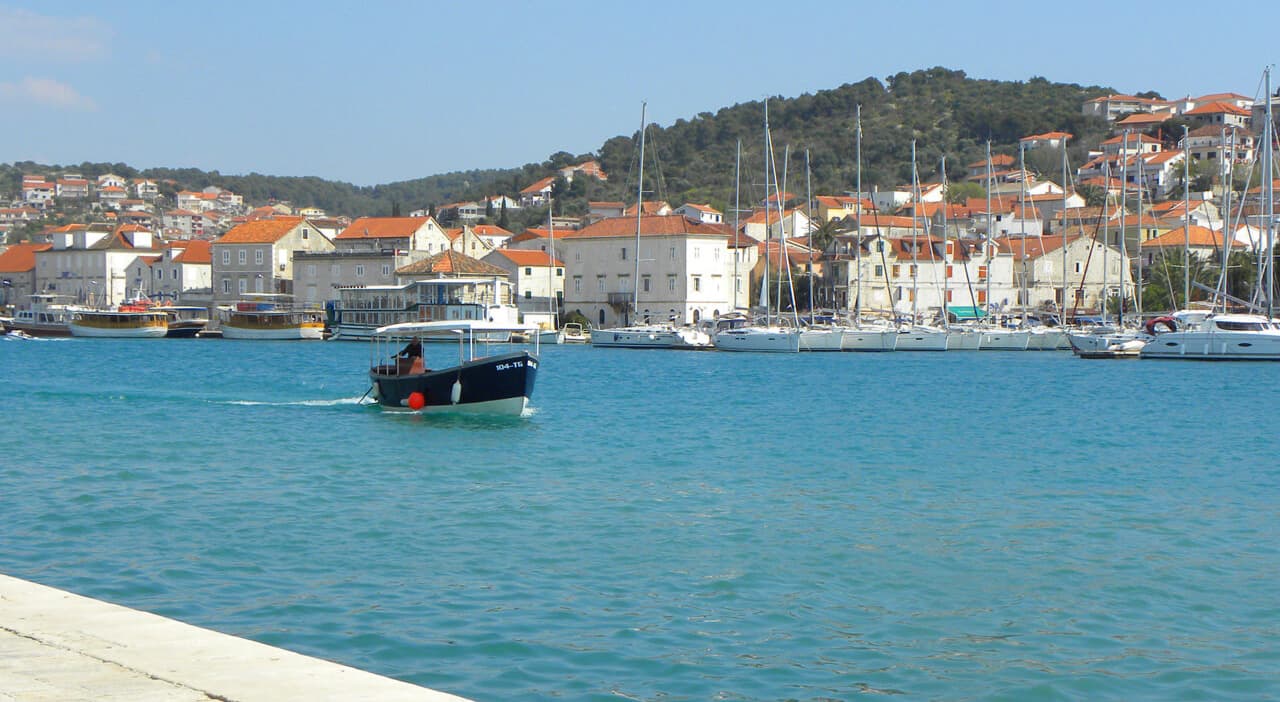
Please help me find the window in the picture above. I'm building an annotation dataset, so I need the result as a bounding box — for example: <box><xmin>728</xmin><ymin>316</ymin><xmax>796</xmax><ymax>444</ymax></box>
<box><xmin>557</xmin><ymin>268</ymin><xmax>563</xmax><ymax>277</ymax></box>
<box><xmin>222</xmin><ymin>250</ymin><xmax>230</xmax><ymax>265</ymax></box>
<box><xmin>874</xmin><ymin>264</ymin><xmax>884</xmax><ymax>277</ymax></box>
<box><xmin>597</xmin><ymin>276</ymin><xmax>605</xmax><ymax>292</ymax></box>
<box><xmin>172</xmin><ymin>269</ymin><xmax>178</xmax><ymax>280</ymax></box>
<box><xmin>238</xmin><ymin>250</ymin><xmax>246</xmax><ymax>265</ymax></box>
<box><xmin>156</xmin><ymin>268</ymin><xmax>162</xmax><ymax>279</ymax></box>
<box><xmin>642</xmin><ymin>275</ymin><xmax>651</xmax><ymax>292</ymax></box>
<box><xmin>355</xmin><ymin>264</ymin><xmax>365</xmax><ymax>278</ymax></box>
<box><xmin>694</xmin><ymin>247</ymin><xmax>700</xmax><ymax>259</ymax></box>
<box><xmin>331</xmin><ymin>264</ymin><xmax>341</xmax><ymax>277</ymax></box>
<box><xmin>620</xmin><ymin>247</ymin><xmax>627</xmax><ymax>260</ymax></box>
<box><xmin>525</xmin><ymin>290</ymin><xmax>532</xmax><ymax>299</ymax></box>
<box><xmin>382</xmin><ymin>264</ymin><xmax>391</xmax><ymax>276</ymax></box>
<box><xmin>892</xmin><ymin>264</ymin><xmax>901</xmax><ymax>278</ymax></box>
<box><xmin>910</xmin><ymin>264</ymin><xmax>918</xmax><ymax>276</ymax></box>
<box><xmin>714</xmin><ymin>248</ymin><xmax>720</xmax><ymax>261</ymax></box>
<box><xmin>946</xmin><ymin>265</ymin><xmax>954</xmax><ymax>278</ymax></box>
<box><xmin>574</xmin><ymin>276</ymin><xmax>582</xmax><ymax>293</ymax></box>
<box><xmin>255</xmin><ymin>250</ymin><xmax>264</xmax><ymax>265</ymax></box>
<box><xmin>693</xmin><ymin>277</ymin><xmax>701</xmax><ymax>292</ymax></box>
<box><xmin>978</xmin><ymin>265</ymin><xmax>989</xmax><ymax>280</ymax></box>
<box><xmin>668</xmin><ymin>275</ymin><xmax>676</xmax><ymax>291</ymax></box>
<box><xmin>575</xmin><ymin>251</ymin><xmax>581</xmax><ymax>262</ymax></box>
<box><xmin>525</xmin><ymin>267</ymin><xmax>532</xmax><ymax>275</ymax></box>
<box><xmin>670</xmin><ymin>246</ymin><xmax>677</xmax><ymax>260</ymax></box>
<box><xmin>238</xmin><ymin>278</ymin><xmax>247</xmax><ymax>294</ymax></box>
<box><xmin>307</xmin><ymin>264</ymin><xmax>316</xmax><ymax>277</ymax></box>
<box><xmin>1074</xmin><ymin>261</ymin><xmax>1082</xmax><ymax>274</ymax></box>
<box><xmin>619</xmin><ymin>276</ymin><xmax>629</xmax><ymax>292</ymax></box>
<box><xmin>301</xmin><ymin>228</ymin><xmax>309</xmax><ymax>239</ymax></box>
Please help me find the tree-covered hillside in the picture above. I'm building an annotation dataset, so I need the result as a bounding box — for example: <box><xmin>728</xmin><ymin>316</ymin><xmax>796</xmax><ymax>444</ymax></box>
<box><xmin>3</xmin><ymin>68</ymin><xmax>1117</xmax><ymax>220</ymax></box>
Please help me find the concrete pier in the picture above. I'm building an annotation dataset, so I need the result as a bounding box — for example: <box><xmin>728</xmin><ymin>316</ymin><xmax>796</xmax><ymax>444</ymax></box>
<box><xmin>0</xmin><ymin>574</ymin><xmax>471</xmax><ymax>701</ymax></box>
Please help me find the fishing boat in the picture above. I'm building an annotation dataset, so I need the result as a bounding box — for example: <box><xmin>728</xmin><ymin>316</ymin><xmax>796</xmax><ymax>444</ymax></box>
<box><xmin>367</xmin><ymin>321</ymin><xmax>539</xmax><ymax>415</ymax></box>
<box><xmin>217</xmin><ymin>294</ymin><xmax>324</xmax><ymax>340</ymax></box>
<box><xmin>69</xmin><ymin>307</ymin><xmax>168</xmax><ymax>338</ymax></box>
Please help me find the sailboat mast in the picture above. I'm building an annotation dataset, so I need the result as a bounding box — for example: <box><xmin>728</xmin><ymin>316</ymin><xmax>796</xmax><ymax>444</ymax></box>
<box><xmin>1183</xmin><ymin>124</ymin><xmax>1191</xmax><ymax>310</ymax></box>
<box><xmin>1061</xmin><ymin>139</ymin><xmax>1070</xmax><ymax>322</ymax></box>
<box><xmin>1135</xmin><ymin>137</ymin><xmax>1145</xmax><ymax>318</ymax></box>
<box><xmin>632</xmin><ymin>102</ymin><xmax>646</xmax><ymax>325</ymax></box>
<box><xmin>1119</xmin><ymin>129</ymin><xmax>1130</xmax><ymax>325</ymax></box>
<box><xmin>985</xmin><ymin>141</ymin><xmax>993</xmax><ymax>315</ymax></box>
<box><xmin>763</xmin><ymin>101</ymin><xmax>772</xmax><ymax>327</ymax></box>
<box><xmin>910</xmin><ymin>140</ymin><xmax>920</xmax><ymax>323</ymax></box>
<box><xmin>1102</xmin><ymin>161</ymin><xmax>1111</xmax><ymax>316</ymax></box>
<box><xmin>733</xmin><ymin>139</ymin><xmax>742</xmax><ymax>311</ymax></box>
<box><xmin>855</xmin><ymin>105</ymin><xmax>863</xmax><ymax>323</ymax></box>
<box><xmin>548</xmin><ymin>197</ymin><xmax>556</xmax><ymax>323</ymax></box>
<box><xmin>940</xmin><ymin>155</ymin><xmax>949</xmax><ymax>329</ymax></box>
<box><xmin>1266</xmin><ymin>66</ymin><xmax>1275</xmax><ymax>318</ymax></box>
<box><xmin>806</xmin><ymin>148</ymin><xmax>814</xmax><ymax>323</ymax></box>
<box><xmin>778</xmin><ymin>144</ymin><xmax>790</xmax><ymax>318</ymax></box>
<box><xmin>1018</xmin><ymin>142</ymin><xmax>1028</xmax><ymax>315</ymax></box>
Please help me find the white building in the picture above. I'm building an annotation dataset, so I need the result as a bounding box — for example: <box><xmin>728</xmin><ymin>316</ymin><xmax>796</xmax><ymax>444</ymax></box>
<box><xmin>34</xmin><ymin>224</ymin><xmax>164</xmax><ymax>305</ymax></box>
<box><xmin>482</xmin><ymin>248</ymin><xmax>564</xmax><ymax>325</ymax></box>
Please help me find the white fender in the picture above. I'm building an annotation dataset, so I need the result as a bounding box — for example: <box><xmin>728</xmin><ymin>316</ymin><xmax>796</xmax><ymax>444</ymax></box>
<box><xmin>450</xmin><ymin>380</ymin><xmax>462</xmax><ymax>404</ymax></box>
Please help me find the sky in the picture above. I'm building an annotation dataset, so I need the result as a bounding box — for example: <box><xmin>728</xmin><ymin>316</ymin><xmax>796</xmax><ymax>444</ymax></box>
<box><xmin>2</xmin><ymin>1</ymin><xmax>1278</xmax><ymax>186</ymax></box>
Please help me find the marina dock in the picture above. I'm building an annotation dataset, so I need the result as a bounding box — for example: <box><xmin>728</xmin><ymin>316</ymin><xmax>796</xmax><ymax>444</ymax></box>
<box><xmin>0</xmin><ymin>573</ymin><xmax>471</xmax><ymax>702</ymax></box>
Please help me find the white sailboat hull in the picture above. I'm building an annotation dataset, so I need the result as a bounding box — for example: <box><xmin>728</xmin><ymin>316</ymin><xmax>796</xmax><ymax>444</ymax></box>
<box><xmin>945</xmin><ymin>328</ymin><xmax>982</xmax><ymax>351</ymax></box>
<box><xmin>979</xmin><ymin>328</ymin><xmax>1031</xmax><ymax>351</ymax></box>
<box><xmin>590</xmin><ymin>325</ymin><xmax>712</xmax><ymax>349</ymax></box>
<box><xmin>799</xmin><ymin>328</ymin><xmax>845</xmax><ymax>351</ymax></box>
<box><xmin>1027</xmin><ymin>327</ymin><xmax>1070</xmax><ymax>350</ymax></box>
<box><xmin>841</xmin><ymin>328</ymin><xmax>898</xmax><ymax>352</ymax></box>
<box><xmin>1140</xmin><ymin>330</ymin><xmax>1280</xmax><ymax>360</ymax></box>
<box><xmin>714</xmin><ymin>326</ymin><xmax>801</xmax><ymax>352</ymax></box>
<box><xmin>895</xmin><ymin>327</ymin><xmax>949</xmax><ymax>351</ymax></box>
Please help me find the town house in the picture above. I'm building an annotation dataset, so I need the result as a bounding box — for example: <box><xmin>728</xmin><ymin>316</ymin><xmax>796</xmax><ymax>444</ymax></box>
<box><xmin>211</xmin><ymin>217</ymin><xmax>334</xmax><ymax>304</ymax></box>
<box><xmin>292</xmin><ymin>216</ymin><xmax>448</xmax><ymax>304</ymax></box>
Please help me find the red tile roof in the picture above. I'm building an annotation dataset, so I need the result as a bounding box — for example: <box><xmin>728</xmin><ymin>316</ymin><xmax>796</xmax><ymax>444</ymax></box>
<box><xmin>1141</xmin><ymin>225</ymin><xmax>1244</xmax><ymax>249</ymax></box>
<box><xmin>396</xmin><ymin>250</ymin><xmax>509</xmax><ymax>276</ymax></box>
<box><xmin>172</xmin><ymin>239</ymin><xmax>213</xmax><ymax>264</ymax></box>
<box><xmin>491</xmin><ymin>249</ymin><xmax>562</xmax><ymax>267</ymax></box>
<box><xmin>520</xmin><ymin>176</ymin><xmax>555</xmax><ymax>194</ymax></box>
<box><xmin>336</xmin><ymin>216</ymin><xmax>430</xmax><ymax>239</ymax></box>
<box><xmin>0</xmin><ymin>243</ymin><xmax>53</xmax><ymax>273</ymax></box>
<box><xmin>1185</xmin><ymin>101</ymin><xmax>1250</xmax><ymax>116</ymax></box>
<box><xmin>215</xmin><ymin>216</ymin><xmax>305</xmax><ymax>244</ymax></box>
<box><xmin>567</xmin><ymin>215</ymin><xmax>729</xmax><ymax>239</ymax></box>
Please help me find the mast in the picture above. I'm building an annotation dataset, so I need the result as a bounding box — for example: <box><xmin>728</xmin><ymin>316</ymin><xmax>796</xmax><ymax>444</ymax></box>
<box><xmin>632</xmin><ymin>101</ymin><xmax>646</xmax><ymax>326</ymax></box>
<box><xmin>1217</xmin><ymin>127</ymin><xmax>1233</xmax><ymax>308</ymax></box>
<box><xmin>733</xmin><ymin>139</ymin><xmax>742</xmax><ymax>311</ymax></box>
<box><xmin>762</xmin><ymin>101</ymin><xmax>772</xmax><ymax>326</ymax></box>
<box><xmin>985</xmin><ymin>141</ymin><xmax>993</xmax><ymax>318</ymax></box>
<box><xmin>855</xmin><ymin>105</ymin><xmax>864</xmax><ymax>323</ymax></box>
<box><xmin>1183</xmin><ymin>124</ymin><xmax>1191</xmax><ymax>310</ymax></box>
<box><xmin>1101</xmin><ymin>161</ymin><xmax>1111</xmax><ymax>317</ymax></box>
<box><xmin>1018</xmin><ymin>142</ymin><xmax>1028</xmax><ymax>314</ymax></box>
<box><xmin>940</xmin><ymin>155</ymin><xmax>949</xmax><ymax>329</ymax></box>
<box><xmin>1118</xmin><ymin>129</ymin><xmax>1130</xmax><ymax>325</ymax></box>
<box><xmin>548</xmin><ymin>196</ymin><xmax>556</xmax><ymax>325</ymax></box>
<box><xmin>778</xmin><ymin>144</ymin><xmax>790</xmax><ymax>318</ymax></box>
<box><xmin>1061</xmin><ymin>138</ymin><xmax>1070</xmax><ymax>322</ymax></box>
<box><xmin>910</xmin><ymin>140</ymin><xmax>920</xmax><ymax>324</ymax></box>
<box><xmin>1266</xmin><ymin>66</ymin><xmax>1275</xmax><ymax>318</ymax></box>
<box><xmin>805</xmin><ymin>148</ymin><xmax>814</xmax><ymax>323</ymax></box>
<box><xmin>1136</xmin><ymin>135</ymin><xmax>1145</xmax><ymax>318</ymax></box>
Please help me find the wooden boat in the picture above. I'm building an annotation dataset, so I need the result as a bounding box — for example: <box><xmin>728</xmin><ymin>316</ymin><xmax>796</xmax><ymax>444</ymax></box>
<box><xmin>69</xmin><ymin>306</ymin><xmax>168</xmax><ymax>338</ymax></box>
<box><xmin>217</xmin><ymin>295</ymin><xmax>324</xmax><ymax>340</ymax></box>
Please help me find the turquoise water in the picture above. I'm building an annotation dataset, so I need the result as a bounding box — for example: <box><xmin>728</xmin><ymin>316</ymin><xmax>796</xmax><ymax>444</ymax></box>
<box><xmin>2</xmin><ymin>337</ymin><xmax>1278</xmax><ymax>701</ymax></box>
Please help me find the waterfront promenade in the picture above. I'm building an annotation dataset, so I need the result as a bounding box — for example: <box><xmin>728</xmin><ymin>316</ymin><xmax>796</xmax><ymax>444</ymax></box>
<box><xmin>0</xmin><ymin>574</ymin><xmax>470</xmax><ymax>702</ymax></box>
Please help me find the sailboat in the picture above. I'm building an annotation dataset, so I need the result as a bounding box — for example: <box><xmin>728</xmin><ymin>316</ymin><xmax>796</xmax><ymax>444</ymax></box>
<box><xmin>841</xmin><ymin>106</ymin><xmax>899</xmax><ymax>352</ymax></box>
<box><xmin>797</xmin><ymin>149</ymin><xmax>845</xmax><ymax>351</ymax></box>
<box><xmin>893</xmin><ymin>142</ymin><xmax>949</xmax><ymax>352</ymax></box>
<box><xmin>537</xmin><ymin>198</ymin><xmax>565</xmax><ymax>345</ymax></box>
<box><xmin>714</xmin><ymin>101</ymin><xmax>802</xmax><ymax>353</ymax></box>
<box><xmin>589</xmin><ymin>103</ymin><xmax>712</xmax><ymax>350</ymax></box>
<box><xmin>1141</xmin><ymin>66</ymin><xmax>1280</xmax><ymax>360</ymax></box>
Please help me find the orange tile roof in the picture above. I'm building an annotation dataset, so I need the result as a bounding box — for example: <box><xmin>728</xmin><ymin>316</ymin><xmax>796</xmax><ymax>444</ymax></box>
<box><xmin>214</xmin><ymin>216</ymin><xmax>304</xmax><ymax>244</ymax></box>
<box><xmin>993</xmin><ymin>234</ymin><xmax>1086</xmax><ymax>260</ymax></box>
<box><xmin>1141</xmin><ymin>225</ymin><xmax>1244</xmax><ymax>249</ymax></box>
<box><xmin>172</xmin><ymin>239</ymin><xmax>212</xmax><ymax>264</ymax></box>
<box><xmin>566</xmin><ymin>215</ymin><xmax>729</xmax><ymax>239</ymax></box>
<box><xmin>520</xmin><ymin>176</ymin><xmax>555</xmax><ymax>194</ymax></box>
<box><xmin>967</xmin><ymin>154</ymin><xmax>1015</xmax><ymax>169</ymax></box>
<box><xmin>1116</xmin><ymin>113</ymin><xmax>1171</xmax><ymax>126</ymax></box>
<box><xmin>1020</xmin><ymin>131</ymin><xmax>1073</xmax><ymax>141</ymax></box>
<box><xmin>1102</xmin><ymin>133</ymin><xmax>1161</xmax><ymax>145</ymax></box>
<box><xmin>396</xmin><ymin>250</ymin><xmax>508</xmax><ymax>276</ymax></box>
<box><xmin>491</xmin><ymin>249</ymin><xmax>562</xmax><ymax>267</ymax></box>
<box><xmin>1185</xmin><ymin>101</ymin><xmax>1250</xmax><ymax>116</ymax></box>
<box><xmin>0</xmin><ymin>243</ymin><xmax>53</xmax><ymax>273</ymax></box>
<box><xmin>336</xmin><ymin>216</ymin><xmax>430</xmax><ymax>239</ymax></box>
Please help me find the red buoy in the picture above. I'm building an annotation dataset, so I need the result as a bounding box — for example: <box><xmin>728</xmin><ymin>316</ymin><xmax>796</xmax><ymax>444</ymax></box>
<box><xmin>407</xmin><ymin>391</ymin><xmax>425</xmax><ymax>410</ymax></box>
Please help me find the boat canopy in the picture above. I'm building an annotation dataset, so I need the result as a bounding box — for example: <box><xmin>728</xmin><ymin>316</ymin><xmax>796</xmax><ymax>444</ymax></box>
<box><xmin>947</xmin><ymin>306</ymin><xmax>988</xmax><ymax>320</ymax></box>
<box><xmin>374</xmin><ymin>320</ymin><xmax>538</xmax><ymax>337</ymax></box>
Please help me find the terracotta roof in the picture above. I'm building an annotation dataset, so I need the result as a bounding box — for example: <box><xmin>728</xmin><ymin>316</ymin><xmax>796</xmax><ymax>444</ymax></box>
<box><xmin>967</xmin><ymin>154</ymin><xmax>1015</xmax><ymax>169</ymax></box>
<box><xmin>1141</xmin><ymin>225</ymin><xmax>1244</xmax><ymax>249</ymax></box>
<box><xmin>1020</xmin><ymin>131</ymin><xmax>1073</xmax><ymax>142</ymax></box>
<box><xmin>1116</xmin><ymin>112</ymin><xmax>1171</xmax><ymax>126</ymax></box>
<box><xmin>565</xmin><ymin>215</ymin><xmax>728</xmax><ymax>239</ymax></box>
<box><xmin>336</xmin><ymin>216</ymin><xmax>430</xmax><ymax>240</ymax></box>
<box><xmin>622</xmin><ymin>201</ymin><xmax>671</xmax><ymax>216</ymax></box>
<box><xmin>0</xmin><ymin>243</ymin><xmax>53</xmax><ymax>273</ymax></box>
<box><xmin>520</xmin><ymin>176</ymin><xmax>555</xmax><ymax>194</ymax></box>
<box><xmin>1185</xmin><ymin>101</ymin><xmax>1250</xmax><ymax>116</ymax></box>
<box><xmin>396</xmin><ymin>250</ymin><xmax>508</xmax><ymax>276</ymax></box>
<box><xmin>1102</xmin><ymin>133</ymin><xmax>1161</xmax><ymax>145</ymax></box>
<box><xmin>993</xmin><ymin>234</ymin><xmax>1086</xmax><ymax>260</ymax></box>
<box><xmin>472</xmin><ymin>224</ymin><xmax>513</xmax><ymax>236</ymax></box>
<box><xmin>215</xmin><ymin>216</ymin><xmax>305</xmax><ymax>244</ymax></box>
<box><xmin>1192</xmin><ymin>92</ymin><xmax>1249</xmax><ymax>102</ymax></box>
<box><xmin>491</xmin><ymin>249</ymin><xmax>562</xmax><ymax>267</ymax></box>
<box><xmin>172</xmin><ymin>239</ymin><xmax>212</xmax><ymax>264</ymax></box>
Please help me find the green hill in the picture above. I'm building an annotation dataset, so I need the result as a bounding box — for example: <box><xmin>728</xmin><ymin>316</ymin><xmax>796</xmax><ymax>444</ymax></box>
<box><xmin>3</xmin><ymin>68</ymin><xmax>1116</xmax><ymax>223</ymax></box>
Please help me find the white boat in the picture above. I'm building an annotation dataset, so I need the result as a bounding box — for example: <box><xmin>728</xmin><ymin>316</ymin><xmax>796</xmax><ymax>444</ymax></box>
<box><xmin>841</xmin><ymin>324</ymin><xmax>898</xmax><ymax>351</ymax></box>
<box><xmin>945</xmin><ymin>326</ymin><xmax>982</xmax><ymax>351</ymax></box>
<box><xmin>1026</xmin><ymin>326</ymin><xmax>1069</xmax><ymax>350</ymax></box>
<box><xmin>714</xmin><ymin>324</ymin><xmax>801</xmax><ymax>352</ymax></box>
<box><xmin>329</xmin><ymin>278</ymin><xmax>519</xmax><ymax>341</ymax></box>
<box><xmin>218</xmin><ymin>295</ymin><xmax>324</xmax><ymax>340</ymax></box>
<box><xmin>69</xmin><ymin>308</ymin><xmax>168</xmax><ymax>338</ymax></box>
<box><xmin>1139</xmin><ymin>311</ymin><xmax>1280</xmax><ymax>360</ymax></box>
<box><xmin>10</xmin><ymin>294</ymin><xmax>79</xmax><ymax>337</ymax></box>
<box><xmin>162</xmin><ymin>306</ymin><xmax>210</xmax><ymax>338</ymax></box>
<box><xmin>561</xmin><ymin>322</ymin><xmax>588</xmax><ymax>343</ymax></box>
<box><xmin>895</xmin><ymin>325</ymin><xmax>949</xmax><ymax>351</ymax></box>
<box><xmin>798</xmin><ymin>325</ymin><xmax>845</xmax><ymax>351</ymax></box>
<box><xmin>591</xmin><ymin>324</ymin><xmax>712</xmax><ymax>349</ymax></box>
<box><xmin>978</xmin><ymin>326</ymin><xmax>1031</xmax><ymax>351</ymax></box>
<box><xmin>1067</xmin><ymin>326</ymin><xmax>1149</xmax><ymax>358</ymax></box>
<box><xmin>536</xmin><ymin>328</ymin><xmax>564</xmax><ymax>345</ymax></box>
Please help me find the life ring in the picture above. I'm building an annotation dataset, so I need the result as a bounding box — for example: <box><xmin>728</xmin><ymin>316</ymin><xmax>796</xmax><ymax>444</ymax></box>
<box><xmin>1144</xmin><ymin>316</ymin><xmax>1177</xmax><ymax>335</ymax></box>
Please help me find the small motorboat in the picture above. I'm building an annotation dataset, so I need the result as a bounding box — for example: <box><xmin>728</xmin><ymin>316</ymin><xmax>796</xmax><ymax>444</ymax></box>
<box><xmin>367</xmin><ymin>321</ymin><xmax>540</xmax><ymax>416</ymax></box>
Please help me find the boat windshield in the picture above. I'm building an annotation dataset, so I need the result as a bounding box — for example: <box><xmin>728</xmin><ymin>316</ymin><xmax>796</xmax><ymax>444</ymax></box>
<box><xmin>1215</xmin><ymin>320</ymin><xmax>1270</xmax><ymax>331</ymax></box>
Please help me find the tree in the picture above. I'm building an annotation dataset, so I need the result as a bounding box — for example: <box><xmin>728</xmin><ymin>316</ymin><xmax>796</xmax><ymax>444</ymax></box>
<box><xmin>1142</xmin><ymin>249</ymin><xmax>1217</xmax><ymax>312</ymax></box>
<box><xmin>945</xmin><ymin>181</ymin><xmax>984</xmax><ymax>204</ymax></box>
<box><xmin>1077</xmin><ymin>183</ymin><xmax>1105</xmax><ymax>207</ymax></box>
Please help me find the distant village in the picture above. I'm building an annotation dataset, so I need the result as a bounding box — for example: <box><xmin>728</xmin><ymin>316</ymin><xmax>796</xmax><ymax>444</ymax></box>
<box><xmin>2</xmin><ymin>90</ymin><xmax>1278</xmax><ymax>329</ymax></box>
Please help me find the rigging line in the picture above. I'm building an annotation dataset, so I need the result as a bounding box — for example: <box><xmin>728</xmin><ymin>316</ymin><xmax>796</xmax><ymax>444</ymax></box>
<box><xmin>644</xmin><ymin>121</ymin><xmax>669</xmax><ymax>207</ymax></box>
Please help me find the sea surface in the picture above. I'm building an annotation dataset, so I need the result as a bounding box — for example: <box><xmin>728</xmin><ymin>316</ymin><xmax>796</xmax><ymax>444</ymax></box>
<box><xmin>1</xmin><ymin>336</ymin><xmax>1278</xmax><ymax>701</ymax></box>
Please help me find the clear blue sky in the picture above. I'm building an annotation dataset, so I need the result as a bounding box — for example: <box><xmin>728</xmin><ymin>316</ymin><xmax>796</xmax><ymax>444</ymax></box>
<box><xmin>2</xmin><ymin>1</ymin><xmax>1276</xmax><ymax>186</ymax></box>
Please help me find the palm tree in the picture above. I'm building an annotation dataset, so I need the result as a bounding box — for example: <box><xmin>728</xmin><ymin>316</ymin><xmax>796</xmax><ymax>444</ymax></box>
<box><xmin>1142</xmin><ymin>249</ymin><xmax>1217</xmax><ymax>312</ymax></box>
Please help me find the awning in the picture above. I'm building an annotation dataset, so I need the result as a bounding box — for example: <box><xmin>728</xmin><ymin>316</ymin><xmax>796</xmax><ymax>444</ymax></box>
<box><xmin>947</xmin><ymin>306</ymin><xmax>987</xmax><ymax>320</ymax></box>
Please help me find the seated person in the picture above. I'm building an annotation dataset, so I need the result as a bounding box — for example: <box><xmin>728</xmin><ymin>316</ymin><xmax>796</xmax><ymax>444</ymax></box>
<box><xmin>397</xmin><ymin>339</ymin><xmax>425</xmax><ymax>374</ymax></box>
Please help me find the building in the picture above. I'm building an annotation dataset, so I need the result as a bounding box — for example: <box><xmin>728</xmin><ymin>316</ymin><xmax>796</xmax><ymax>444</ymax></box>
<box><xmin>34</xmin><ymin>224</ymin><xmax>164</xmax><ymax>305</ymax></box>
<box><xmin>211</xmin><ymin>217</ymin><xmax>334</xmax><ymax>303</ymax></box>
<box><xmin>519</xmin><ymin>176</ymin><xmax>555</xmax><ymax>208</ymax></box>
<box><xmin>482</xmin><ymin>248</ymin><xmax>564</xmax><ymax>326</ymax></box>
<box><xmin>0</xmin><ymin>242</ymin><xmax>53</xmax><ymax>308</ymax></box>
<box><xmin>674</xmin><ymin>203</ymin><xmax>724</xmax><ymax>225</ymax></box>
<box><xmin>557</xmin><ymin>215</ymin><xmax>734</xmax><ymax>328</ymax></box>
<box><xmin>1138</xmin><ymin>225</ymin><xmax>1245</xmax><ymax>268</ymax></box>
<box><xmin>996</xmin><ymin>233</ymin><xmax>1133</xmax><ymax>310</ymax></box>
<box><xmin>147</xmin><ymin>239</ymin><xmax>213</xmax><ymax>302</ymax></box>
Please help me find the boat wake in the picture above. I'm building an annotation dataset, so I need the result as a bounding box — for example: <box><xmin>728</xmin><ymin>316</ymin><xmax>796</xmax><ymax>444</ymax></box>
<box><xmin>219</xmin><ymin>396</ymin><xmax>367</xmax><ymax>407</ymax></box>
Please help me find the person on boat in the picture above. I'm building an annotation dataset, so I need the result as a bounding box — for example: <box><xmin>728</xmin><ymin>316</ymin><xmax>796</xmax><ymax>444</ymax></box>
<box><xmin>397</xmin><ymin>338</ymin><xmax>426</xmax><ymax>374</ymax></box>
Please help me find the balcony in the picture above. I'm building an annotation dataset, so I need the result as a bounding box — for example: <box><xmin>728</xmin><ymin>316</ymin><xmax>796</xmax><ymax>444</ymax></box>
<box><xmin>607</xmin><ymin>292</ymin><xmax>633</xmax><ymax>309</ymax></box>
